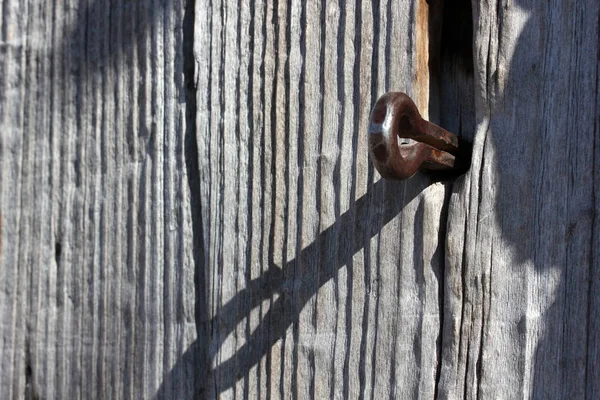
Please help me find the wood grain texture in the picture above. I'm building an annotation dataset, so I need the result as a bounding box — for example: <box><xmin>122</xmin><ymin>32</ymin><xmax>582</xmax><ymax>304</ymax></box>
<box><xmin>3</xmin><ymin>0</ymin><xmax>599</xmax><ymax>398</ymax></box>
<box><xmin>439</xmin><ymin>1</ymin><xmax>600</xmax><ymax>398</ymax></box>
<box><xmin>195</xmin><ymin>0</ymin><xmax>600</xmax><ymax>399</ymax></box>
<box><xmin>0</xmin><ymin>0</ymin><xmax>203</xmax><ymax>398</ymax></box>
<box><xmin>194</xmin><ymin>0</ymin><xmax>450</xmax><ymax>398</ymax></box>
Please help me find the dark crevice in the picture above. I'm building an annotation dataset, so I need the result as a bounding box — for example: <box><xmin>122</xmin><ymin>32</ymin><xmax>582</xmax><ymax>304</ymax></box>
<box><xmin>24</xmin><ymin>338</ymin><xmax>38</xmax><ymax>400</ymax></box>
<box><xmin>427</xmin><ymin>0</ymin><xmax>475</xmax><ymax>396</ymax></box>
<box><xmin>182</xmin><ymin>0</ymin><xmax>209</xmax><ymax>398</ymax></box>
<box><xmin>55</xmin><ymin>241</ymin><xmax>62</xmax><ymax>265</ymax></box>
<box><xmin>426</xmin><ymin>0</ymin><xmax>475</xmax><ymax>183</ymax></box>
<box><xmin>441</xmin><ymin>0</ymin><xmax>474</xmax><ymax>74</ymax></box>
<box><xmin>25</xmin><ymin>364</ymin><xmax>37</xmax><ymax>400</ymax></box>
<box><xmin>433</xmin><ymin>183</ymin><xmax>452</xmax><ymax>399</ymax></box>
<box><xmin>438</xmin><ymin>0</ymin><xmax>475</xmax><ymax>137</ymax></box>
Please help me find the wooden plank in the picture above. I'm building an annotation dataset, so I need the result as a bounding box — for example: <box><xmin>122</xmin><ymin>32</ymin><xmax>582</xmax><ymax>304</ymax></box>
<box><xmin>439</xmin><ymin>1</ymin><xmax>600</xmax><ymax>398</ymax></box>
<box><xmin>0</xmin><ymin>0</ymin><xmax>201</xmax><ymax>398</ymax></box>
<box><xmin>195</xmin><ymin>0</ymin><xmax>451</xmax><ymax>397</ymax></box>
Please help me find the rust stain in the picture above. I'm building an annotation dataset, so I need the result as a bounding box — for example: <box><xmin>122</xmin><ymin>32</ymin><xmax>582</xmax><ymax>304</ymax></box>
<box><xmin>415</xmin><ymin>0</ymin><xmax>430</xmax><ymax>118</ymax></box>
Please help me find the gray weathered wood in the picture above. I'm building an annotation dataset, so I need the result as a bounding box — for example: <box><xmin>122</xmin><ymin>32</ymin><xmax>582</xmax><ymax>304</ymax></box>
<box><xmin>439</xmin><ymin>1</ymin><xmax>600</xmax><ymax>398</ymax></box>
<box><xmin>195</xmin><ymin>0</ymin><xmax>600</xmax><ymax>398</ymax></box>
<box><xmin>195</xmin><ymin>0</ymin><xmax>449</xmax><ymax>398</ymax></box>
<box><xmin>0</xmin><ymin>1</ymin><xmax>202</xmax><ymax>398</ymax></box>
<box><xmin>2</xmin><ymin>0</ymin><xmax>600</xmax><ymax>398</ymax></box>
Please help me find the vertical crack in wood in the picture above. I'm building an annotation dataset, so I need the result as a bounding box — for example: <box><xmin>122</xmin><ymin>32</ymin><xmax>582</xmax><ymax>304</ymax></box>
<box><xmin>183</xmin><ymin>0</ymin><xmax>209</xmax><ymax>397</ymax></box>
<box><xmin>420</xmin><ymin>0</ymin><xmax>476</xmax><ymax>397</ymax></box>
<box><xmin>24</xmin><ymin>337</ymin><xmax>38</xmax><ymax>400</ymax></box>
<box><xmin>417</xmin><ymin>0</ymin><xmax>447</xmax><ymax>397</ymax></box>
<box><xmin>439</xmin><ymin>0</ymin><xmax>475</xmax><ymax>396</ymax></box>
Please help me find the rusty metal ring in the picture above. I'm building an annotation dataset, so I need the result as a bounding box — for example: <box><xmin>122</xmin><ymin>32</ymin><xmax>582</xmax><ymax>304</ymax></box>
<box><xmin>368</xmin><ymin>92</ymin><xmax>461</xmax><ymax>181</ymax></box>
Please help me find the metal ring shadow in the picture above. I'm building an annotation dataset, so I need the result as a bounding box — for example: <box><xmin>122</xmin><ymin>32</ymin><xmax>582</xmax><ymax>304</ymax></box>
<box><xmin>158</xmin><ymin>176</ymin><xmax>430</xmax><ymax>397</ymax></box>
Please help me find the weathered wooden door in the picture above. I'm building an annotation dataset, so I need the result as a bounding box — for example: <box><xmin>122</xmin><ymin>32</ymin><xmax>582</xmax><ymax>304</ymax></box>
<box><xmin>1</xmin><ymin>0</ymin><xmax>599</xmax><ymax>398</ymax></box>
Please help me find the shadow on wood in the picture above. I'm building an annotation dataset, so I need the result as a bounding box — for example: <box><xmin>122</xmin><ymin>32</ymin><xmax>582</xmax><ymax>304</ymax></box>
<box><xmin>488</xmin><ymin>2</ymin><xmax>599</xmax><ymax>396</ymax></box>
<box><xmin>157</xmin><ymin>175</ymin><xmax>434</xmax><ymax>397</ymax></box>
